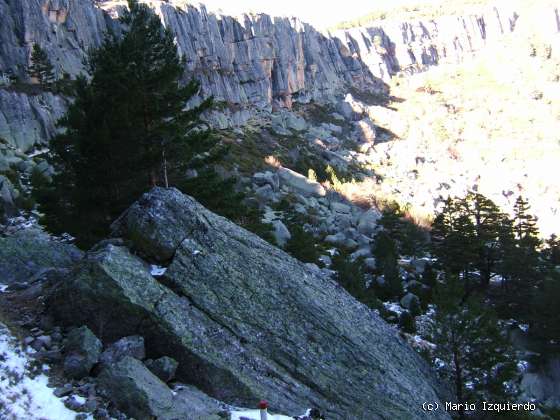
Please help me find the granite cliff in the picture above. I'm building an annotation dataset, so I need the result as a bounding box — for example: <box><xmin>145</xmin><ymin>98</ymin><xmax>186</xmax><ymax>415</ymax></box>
<box><xmin>1</xmin><ymin>0</ymin><xmax>559</xmax><ymax>151</ymax></box>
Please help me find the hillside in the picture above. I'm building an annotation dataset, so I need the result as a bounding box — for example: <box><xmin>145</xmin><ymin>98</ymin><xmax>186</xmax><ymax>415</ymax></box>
<box><xmin>0</xmin><ymin>0</ymin><xmax>559</xmax><ymax>419</ymax></box>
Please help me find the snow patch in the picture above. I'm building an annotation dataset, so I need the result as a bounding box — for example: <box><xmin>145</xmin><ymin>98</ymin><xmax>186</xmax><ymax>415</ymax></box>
<box><xmin>0</xmin><ymin>284</ymin><xmax>8</xmax><ymax>293</ymax></box>
<box><xmin>150</xmin><ymin>265</ymin><xmax>167</xmax><ymax>276</ymax></box>
<box><xmin>0</xmin><ymin>323</ymin><xmax>79</xmax><ymax>420</ymax></box>
<box><xmin>383</xmin><ymin>301</ymin><xmax>404</xmax><ymax>316</ymax></box>
<box><xmin>230</xmin><ymin>410</ymin><xmax>295</xmax><ymax>420</ymax></box>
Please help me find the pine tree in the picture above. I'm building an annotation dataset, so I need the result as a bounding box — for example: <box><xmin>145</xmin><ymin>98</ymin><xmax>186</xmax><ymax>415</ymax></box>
<box><xmin>431</xmin><ymin>197</ymin><xmax>477</xmax><ymax>286</ymax></box>
<box><xmin>505</xmin><ymin>196</ymin><xmax>542</xmax><ymax>307</ymax></box>
<box><xmin>372</xmin><ymin>231</ymin><xmax>403</xmax><ymax>299</ymax></box>
<box><xmin>429</xmin><ymin>277</ymin><xmax>517</xmax><ymax>419</ymax></box>
<box><xmin>530</xmin><ymin>272</ymin><xmax>560</xmax><ymax>344</ymax></box>
<box><xmin>461</xmin><ymin>192</ymin><xmax>505</xmax><ymax>287</ymax></box>
<box><xmin>331</xmin><ymin>250</ymin><xmax>382</xmax><ymax>310</ymax></box>
<box><xmin>285</xmin><ymin>224</ymin><xmax>319</xmax><ymax>264</ymax></box>
<box><xmin>28</xmin><ymin>44</ymin><xmax>55</xmax><ymax>87</ymax></box>
<box><xmin>34</xmin><ymin>0</ymin><xmax>214</xmax><ymax>247</ymax></box>
<box><xmin>544</xmin><ymin>234</ymin><xmax>560</xmax><ymax>266</ymax></box>
<box><xmin>513</xmin><ymin>196</ymin><xmax>540</xmax><ymax>244</ymax></box>
<box><xmin>432</xmin><ymin>193</ymin><xmax>509</xmax><ymax>289</ymax></box>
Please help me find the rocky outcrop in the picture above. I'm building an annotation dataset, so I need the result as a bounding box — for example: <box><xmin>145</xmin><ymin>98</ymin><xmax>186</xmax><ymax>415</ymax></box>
<box><xmin>0</xmin><ymin>90</ymin><xmax>67</xmax><ymax>151</ymax></box>
<box><xmin>0</xmin><ymin>229</ymin><xmax>83</xmax><ymax>286</ymax></box>
<box><xmin>98</xmin><ymin>356</ymin><xmax>224</xmax><ymax>420</ymax></box>
<box><xmin>0</xmin><ymin>0</ymin><xmax>110</xmax><ymax>79</ymax></box>
<box><xmin>3</xmin><ymin>1</ymin><xmax>558</xmax><ymax>151</ymax></box>
<box><xmin>50</xmin><ymin>187</ymin><xmax>450</xmax><ymax>419</ymax></box>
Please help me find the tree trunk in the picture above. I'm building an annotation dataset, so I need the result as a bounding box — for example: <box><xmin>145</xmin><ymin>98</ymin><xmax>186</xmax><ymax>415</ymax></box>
<box><xmin>453</xmin><ymin>349</ymin><xmax>465</xmax><ymax>420</ymax></box>
<box><xmin>162</xmin><ymin>149</ymin><xmax>169</xmax><ymax>188</ymax></box>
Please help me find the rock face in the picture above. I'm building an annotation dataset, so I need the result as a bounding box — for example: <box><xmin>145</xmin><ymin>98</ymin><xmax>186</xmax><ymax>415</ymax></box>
<box><xmin>0</xmin><ymin>91</ymin><xmax>68</xmax><ymax>151</ymax></box>
<box><xmin>2</xmin><ymin>1</ymin><xmax>557</xmax><ymax>150</ymax></box>
<box><xmin>51</xmin><ymin>187</ymin><xmax>450</xmax><ymax>419</ymax></box>
<box><xmin>98</xmin><ymin>356</ymin><xmax>223</xmax><ymax>420</ymax></box>
<box><xmin>0</xmin><ymin>229</ymin><xmax>83</xmax><ymax>286</ymax></box>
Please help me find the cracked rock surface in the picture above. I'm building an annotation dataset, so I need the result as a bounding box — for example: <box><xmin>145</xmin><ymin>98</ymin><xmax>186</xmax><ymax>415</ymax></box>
<box><xmin>50</xmin><ymin>187</ymin><xmax>450</xmax><ymax>419</ymax></box>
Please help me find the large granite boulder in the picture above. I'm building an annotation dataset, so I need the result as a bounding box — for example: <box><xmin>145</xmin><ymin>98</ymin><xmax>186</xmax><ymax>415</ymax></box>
<box><xmin>277</xmin><ymin>167</ymin><xmax>326</xmax><ymax>197</ymax></box>
<box><xmin>51</xmin><ymin>188</ymin><xmax>450</xmax><ymax>419</ymax></box>
<box><xmin>63</xmin><ymin>326</ymin><xmax>102</xmax><ymax>379</ymax></box>
<box><xmin>0</xmin><ymin>229</ymin><xmax>83</xmax><ymax>286</ymax></box>
<box><xmin>98</xmin><ymin>356</ymin><xmax>223</xmax><ymax>420</ymax></box>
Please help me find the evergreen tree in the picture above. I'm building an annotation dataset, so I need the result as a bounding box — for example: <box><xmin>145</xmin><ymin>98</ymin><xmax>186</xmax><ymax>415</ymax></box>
<box><xmin>530</xmin><ymin>272</ymin><xmax>560</xmax><ymax>345</ymax></box>
<box><xmin>28</xmin><ymin>44</ymin><xmax>55</xmax><ymax>87</ymax></box>
<box><xmin>285</xmin><ymin>224</ymin><xmax>319</xmax><ymax>264</ymax></box>
<box><xmin>461</xmin><ymin>192</ymin><xmax>505</xmax><ymax>287</ymax></box>
<box><xmin>544</xmin><ymin>234</ymin><xmax>560</xmax><ymax>266</ymax></box>
<box><xmin>34</xmin><ymin>0</ymin><xmax>214</xmax><ymax>247</ymax></box>
<box><xmin>372</xmin><ymin>231</ymin><xmax>403</xmax><ymax>299</ymax></box>
<box><xmin>513</xmin><ymin>196</ymin><xmax>540</xmax><ymax>245</ymax></box>
<box><xmin>429</xmin><ymin>276</ymin><xmax>517</xmax><ymax>419</ymax></box>
<box><xmin>431</xmin><ymin>197</ymin><xmax>477</xmax><ymax>286</ymax></box>
<box><xmin>378</xmin><ymin>201</ymin><xmax>427</xmax><ymax>257</ymax></box>
<box><xmin>503</xmin><ymin>196</ymin><xmax>542</xmax><ymax>309</ymax></box>
<box><xmin>331</xmin><ymin>251</ymin><xmax>382</xmax><ymax>310</ymax></box>
<box><xmin>432</xmin><ymin>193</ymin><xmax>509</xmax><ymax>289</ymax></box>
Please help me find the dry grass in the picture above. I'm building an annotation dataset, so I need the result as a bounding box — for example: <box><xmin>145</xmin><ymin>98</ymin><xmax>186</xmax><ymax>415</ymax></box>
<box><xmin>351</xmin><ymin>19</ymin><xmax>560</xmax><ymax>236</ymax></box>
<box><xmin>331</xmin><ymin>0</ymin><xmax>560</xmax><ymax>30</ymax></box>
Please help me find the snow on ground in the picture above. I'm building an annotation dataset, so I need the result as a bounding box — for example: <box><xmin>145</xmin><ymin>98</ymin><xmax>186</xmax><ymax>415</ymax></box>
<box><xmin>0</xmin><ymin>323</ymin><xmax>80</xmax><ymax>420</ymax></box>
<box><xmin>383</xmin><ymin>301</ymin><xmax>404</xmax><ymax>316</ymax></box>
<box><xmin>150</xmin><ymin>264</ymin><xmax>167</xmax><ymax>276</ymax></box>
<box><xmin>230</xmin><ymin>409</ymin><xmax>295</xmax><ymax>420</ymax></box>
<box><xmin>0</xmin><ymin>284</ymin><xmax>8</xmax><ymax>293</ymax></box>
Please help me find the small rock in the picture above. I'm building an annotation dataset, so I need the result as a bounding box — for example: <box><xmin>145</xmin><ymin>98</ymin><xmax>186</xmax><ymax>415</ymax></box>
<box><xmin>271</xmin><ymin>220</ymin><xmax>291</xmax><ymax>248</ymax></box>
<box><xmin>357</xmin><ymin>208</ymin><xmax>382</xmax><ymax>237</ymax></box>
<box><xmin>63</xmin><ymin>326</ymin><xmax>102</xmax><ymax>379</ymax></box>
<box><xmin>35</xmin><ymin>335</ymin><xmax>53</xmax><ymax>349</ymax></box>
<box><xmin>64</xmin><ymin>395</ymin><xmax>85</xmax><ymax>411</ymax></box>
<box><xmin>330</xmin><ymin>202</ymin><xmax>351</xmax><ymax>214</ymax></box>
<box><xmin>145</xmin><ymin>356</ymin><xmax>179</xmax><ymax>383</ymax></box>
<box><xmin>100</xmin><ymin>335</ymin><xmax>145</xmax><ymax>365</ymax></box>
<box><xmin>54</xmin><ymin>384</ymin><xmax>73</xmax><ymax>398</ymax></box>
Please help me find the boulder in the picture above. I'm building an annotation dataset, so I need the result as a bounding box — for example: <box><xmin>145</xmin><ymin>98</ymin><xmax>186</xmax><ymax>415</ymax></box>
<box><xmin>98</xmin><ymin>356</ymin><xmax>222</xmax><ymax>420</ymax></box>
<box><xmin>145</xmin><ymin>356</ymin><xmax>179</xmax><ymax>383</ymax></box>
<box><xmin>330</xmin><ymin>202</ymin><xmax>351</xmax><ymax>214</ymax></box>
<box><xmin>325</xmin><ymin>232</ymin><xmax>359</xmax><ymax>250</ymax></box>
<box><xmin>52</xmin><ymin>188</ymin><xmax>450</xmax><ymax>419</ymax></box>
<box><xmin>252</xmin><ymin>171</ymin><xmax>279</xmax><ymax>191</ymax></box>
<box><xmin>0</xmin><ymin>229</ymin><xmax>83</xmax><ymax>286</ymax></box>
<box><xmin>354</xmin><ymin>118</ymin><xmax>377</xmax><ymax>144</ymax></box>
<box><xmin>364</xmin><ymin>257</ymin><xmax>377</xmax><ymax>271</ymax></box>
<box><xmin>357</xmin><ymin>208</ymin><xmax>382</xmax><ymax>237</ymax></box>
<box><xmin>400</xmin><ymin>293</ymin><xmax>421</xmax><ymax>315</ymax></box>
<box><xmin>271</xmin><ymin>220</ymin><xmax>291</xmax><ymax>248</ymax></box>
<box><xmin>255</xmin><ymin>184</ymin><xmax>275</xmax><ymax>202</ymax></box>
<box><xmin>0</xmin><ymin>175</ymin><xmax>18</xmax><ymax>219</ymax></box>
<box><xmin>277</xmin><ymin>167</ymin><xmax>326</xmax><ymax>197</ymax></box>
<box><xmin>100</xmin><ymin>335</ymin><xmax>146</xmax><ymax>365</ymax></box>
<box><xmin>63</xmin><ymin>326</ymin><xmax>102</xmax><ymax>379</ymax></box>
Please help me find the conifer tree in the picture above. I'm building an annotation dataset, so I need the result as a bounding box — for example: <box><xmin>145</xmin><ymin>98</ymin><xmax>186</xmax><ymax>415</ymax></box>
<box><xmin>501</xmin><ymin>196</ymin><xmax>543</xmax><ymax>314</ymax></box>
<box><xmin>429</xmin><ymin>277</ymin><xmax>517</xmax><ymax>419</ymax></box>
<box><xmin>285</xmin><ymin>224</ymin><xmax>319</xmax><ymax>264</ymax></box>
<box><xmin>431</xmin><ymin>197</ymin><xmax>477</xmax><ymax>285</ymax></box>
<box><xmin>461</xmin><ymin>192</ymin><xmax>505</xmax><ymax>287</ymax></box>
<box><xmin>432</xmin><ymin>193</ymin><xmax>509</xmax><ymax>289</ymax></box>
<box><xmin>28</xmin><ymin>44</ymin><xmax>55</xmax><ymax>87</ymax></box>
<box><xmin>372</xmin><ymin>231</ymin><xmax>403</xmax><ymax>299</ymax></box>
<box><xmin>34</xmin><ymin>0</ymin><xmax>214</xmax><ymax>247</ymax></box>
<box><xmin>544</xmin><ymin>234</ymin><xmax>560</xmax><ymax>266</ymax></box>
